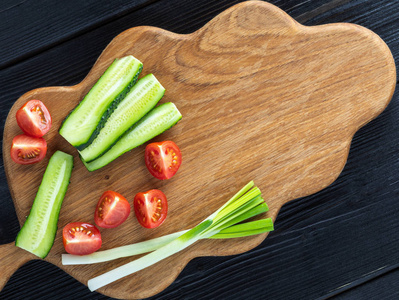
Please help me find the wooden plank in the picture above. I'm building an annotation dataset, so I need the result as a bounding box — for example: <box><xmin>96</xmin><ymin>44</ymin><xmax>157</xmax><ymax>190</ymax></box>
<box><xmin>2</xmin><ymin>0</ymin><xmax>398</xmax><ymax>71</ymax></box>
<box><xmin>1</xmin><ymin>0</ymin><xmax>399</xmax><ymax>299</ymax></box>
<box><xmin>0</xmin><ymin>0</ymin><xmax>158</xmax><ymax>69</ymax></box>
<box><xmin>0</xmin><ymin>0</ymin><xmax>359</xmax><ymax>69</ymax></box>
<box><xmin>332</xmin><ymin>266</ymin><xmax>399</xmax><ymax>299</ymax></box>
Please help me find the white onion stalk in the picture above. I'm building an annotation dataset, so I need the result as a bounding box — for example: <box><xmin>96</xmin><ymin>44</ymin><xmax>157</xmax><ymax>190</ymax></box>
<box><xmin>87</xmin><ymin>220</ymin><xmax>214</xmax><ymax>292</ymax></box>
<box><xmin>62</xmin><ymin>230</ymin><xmax>188</xmax><ymax>265</ymax></box>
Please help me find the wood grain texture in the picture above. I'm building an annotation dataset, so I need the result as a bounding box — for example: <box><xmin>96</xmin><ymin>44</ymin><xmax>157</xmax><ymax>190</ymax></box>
<box><xmin>1</xmin><ymin>1</ymin><xmax>396</xmax><ymax>299</ymax></box>
<box><xmin>0</xmin><ymin>0</ymin><xmax>156</xmax><ymax>69</ymax></box>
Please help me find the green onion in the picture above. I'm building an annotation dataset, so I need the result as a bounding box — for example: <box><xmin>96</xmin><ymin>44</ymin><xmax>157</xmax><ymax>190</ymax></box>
<box><xmin>73</xmin><ymin>181</ymin><xmax>272</xmax><ymax>291</ymax></box>
<box><xmin>209</xmin><ymin>219</ymin><xmax>274</xmax><ymax>239</ymax></box>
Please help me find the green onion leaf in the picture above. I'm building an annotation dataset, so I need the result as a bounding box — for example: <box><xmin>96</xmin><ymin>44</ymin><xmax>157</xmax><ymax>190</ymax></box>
<box><xmin>215</xmin><ymin>202</ymin><xmax>269</xmax><ymax>231</ymax></box>
<box><xmin>218</xmin><ymin>218</ymin><xmax>273</xmax><ymax>234</ymax></box>
<box><xmin>205</xmin><ymin>196</ymin><xmax>265</xmax><ymax>234</ymax></box>
<box><xmin>209</xmin><ymin>219</ymin><xmax>274</xmax><ymax>239</ymax></box>
<box><xmin>213</xmin><ymin>187</ymin><xmax>261</xmax><ymax>223</ymax></box>
<box><xmin>209</xmin><ymin>227</ymin><xmax>274</xmax><ymax>239</ymax></box>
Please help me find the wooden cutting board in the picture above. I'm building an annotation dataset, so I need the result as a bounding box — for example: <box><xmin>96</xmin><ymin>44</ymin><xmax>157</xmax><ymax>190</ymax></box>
<box><xmin>1</xmin><ymin>1</ymin><xmax>396</xmax><ymax>299</ymax></box>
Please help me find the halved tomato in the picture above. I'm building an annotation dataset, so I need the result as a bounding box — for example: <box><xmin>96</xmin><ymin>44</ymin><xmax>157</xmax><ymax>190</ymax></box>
<box><xmin>94</xmin><ymin>190</ymin><xmax>131</xmax><ymax>228</ymax></box>
<box><xmin>145</xmin><ymin>141</ymin><xmax>182</xmax><ymax>180</ymax></box>
<box><xmin>16</xmin><ymin>99</ymin><xmax>52</xmax><ymax>137</ymax></box>
<box><xmin>10</xmin><ymin>134</ymin><xmax>47</xmax><ymax>165</ymax></box>
<box><xmin>63</xmin><ymin>222</ymin><xmax>102</xmax><ymax>255</ymax></box>
<box><xmin>133</xmin><ymin>189</ymin><xmax>168</xmax><ymax>228</ymax></box>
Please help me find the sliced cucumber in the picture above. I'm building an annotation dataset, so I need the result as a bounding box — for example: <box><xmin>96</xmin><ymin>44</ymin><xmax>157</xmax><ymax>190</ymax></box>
<box><xmin>15</xmin><ymin>151</ymin><xmax>74</xmax><ymax>259</ymax></box>
<box><xmin>84</xmin><ymin>102</ymin><xmax>182</xmax><ymax>171</ymax></box>
<box><xmin>78</xmin><ymin>74</ymin><xmax>165</xmax><ymax>162</ymax></box>
<box><xmin>59</xmin><ymin>55</ymin><xmax>143</xmax><ymax>148</ymax></box>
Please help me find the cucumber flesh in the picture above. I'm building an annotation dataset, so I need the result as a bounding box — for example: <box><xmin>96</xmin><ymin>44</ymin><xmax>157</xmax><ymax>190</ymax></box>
<box><xmin>79</xmin><ymin>74</ymin><xmax>165</xmax><ymax>162</ymax></box>
<box><xmin>15</xmin><ymin>151</ymin><xmax>74</xmax><ymax>258</ymax></box>
<box><xmin>59</xmin><ymin>55</ymin><xmax>143</xmax><ymax>147</ymax></box>
<box><xmin>84</xmin><ymin>102</ymin><xmax>182</xmax><ymax>171</ymax></box>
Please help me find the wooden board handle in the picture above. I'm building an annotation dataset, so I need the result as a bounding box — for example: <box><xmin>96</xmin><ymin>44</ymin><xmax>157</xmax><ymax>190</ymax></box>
<box><xmin>0</xmin><ymin>242</ymin><xmax>36</xmax><ymax>291</ymax></box>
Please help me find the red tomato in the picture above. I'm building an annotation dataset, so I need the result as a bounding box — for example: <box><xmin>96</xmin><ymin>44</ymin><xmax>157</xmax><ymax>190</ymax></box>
<box><xmin>16</xmin><ymin>100</ymin><xmax>52</xmax><ymax>137</ymax></box>
<box><xmin>10</xmin><ymin>134</ymin><xmax>47</xmax><ymax>165</ymax></box>
<box><xmin>63</xmin><ymin>222</ymin><xmax>102</xmax><ymax>255</ymax></box>
<box><xmin>145</xmin><ymin>141</ymin><xmax>182</xmax><ymax>180</ymax></box>
<box><xmin>134</xmin><ymin>189</ymin><xmax>168</xmax><ymax>228</ymax></box>
<box><xmin>94</xmin><ymin>190</ymin><xmax>131</xmax><ymax>228</ymax></box>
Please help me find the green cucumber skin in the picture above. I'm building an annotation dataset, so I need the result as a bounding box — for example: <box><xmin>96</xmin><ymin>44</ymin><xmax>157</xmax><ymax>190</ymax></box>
<box><xmin>75</xmin><ymin>66</ymin><xmax>143</xmax><ymax>151</ymax></box>
<box><xmin>15</xmin><ymin>151</ymin><xmax>74</xmax><ymax>259</ymax></box>
<box><xmin>79</xmin><ymin>74</ymin><xmax>165</xmax><ymax>162</ymax></box>
<box><xmin>59</xmin><ymin>56</ymin><xmax>143</xmax><ymax>148</ymax></box>
<box><xmin>83</xmin><ymin>102</ymin><xmax>182</xmax><ymax>171</ymax></box>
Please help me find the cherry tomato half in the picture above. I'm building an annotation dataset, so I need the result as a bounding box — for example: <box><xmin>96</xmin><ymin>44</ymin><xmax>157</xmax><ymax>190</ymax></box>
<box><xmin>63</xmin><ymin>222</ymin><xmax>102</xmax><ymax>255</ymax></box>
<box><xmin>145</xmin><ymin>141</ymin><xmax>182</xmax><ymax>180</ymax></box>
<box><xmin>10</xmin><ymin>134</ymin><xmax>47</xmax><ymax>165</ymax></box>
<box><xmin>134</xmin><ymin>189</ymin><xmax>168</xmax><ymax>228</ymax></box>
<box><xmin>94</xmin><ymin>190</ymin><xmax>131</xmax><ymax>228</ymax></box>
<box><xmin>16</xmin><ymin>99</ymin><xmax>52</xmax><ymax>137</ymax></box>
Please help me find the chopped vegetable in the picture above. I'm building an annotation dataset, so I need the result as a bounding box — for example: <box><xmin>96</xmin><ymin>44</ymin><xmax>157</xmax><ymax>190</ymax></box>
<box><xmin>83</xmin><ymin>102</ymin><xmax>182</xmax><ymax>171</ymax></box>
<box><xmin>10</xmin><ymin>134</ymin><xmax>47</xmax><ymax>164</ymax></box>
<box><xmin>15</xmin><ymin>151</ymin><xmax>74</xmax><ymax>258</ymax></box>
<box><xmin>145</xmin><ymin>141</ymin><xmax>182</xmax><ymax>180</ymax></box>
<box><xmin>63</xmin><ymin>222</ymin><xmax>102</xmax><ymax>255</ymax></box>
<box><xmin>78</xmin><ymin>73</ymin><xmax>165</xmax><ymax>162</ymax></box>
<box><xmin>133</xmin><ymin>189</ymin><xmax>168</xmax><ymax>228</ymax></box>
<box><xmin>16</xmin><ymin>99</ymin><xmax>52</xmax><ymax>137</ymax></box>
<box><xmin>59</xmin><ymin>55</ymin><xmax>143</xmax><ymax>147</ymax></box>
<box><xmin>94</xmin><ymin>190</ymin><xmax>131</xmax><ymax>228</ymax></box>
<box><xmin>61</xmin><ymin>182</ymin><xmax>272</xmax><ymax>291</ymax></box>
<box><xmin>57</xmin><ymin>55</ymin><xmax>182</xmax><ymax>171</ymax></box>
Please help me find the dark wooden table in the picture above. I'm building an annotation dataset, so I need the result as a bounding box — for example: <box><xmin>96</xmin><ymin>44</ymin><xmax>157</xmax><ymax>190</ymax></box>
<box><xmin>1</xmin><ymin>1</ymin><xmax>398</xmax><ymax>299</ymax></box>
